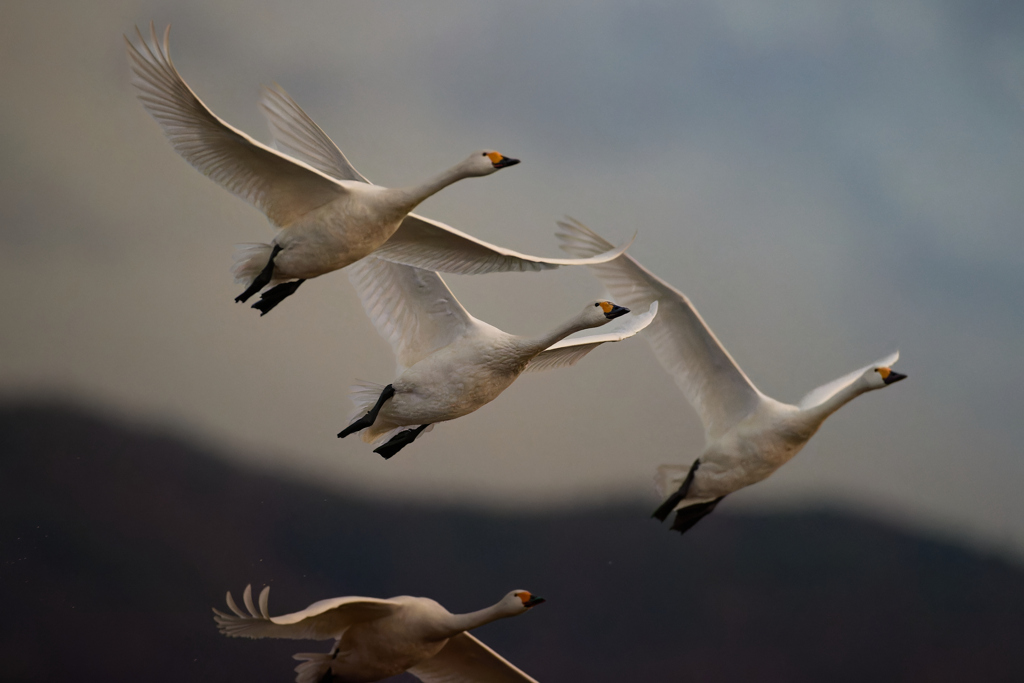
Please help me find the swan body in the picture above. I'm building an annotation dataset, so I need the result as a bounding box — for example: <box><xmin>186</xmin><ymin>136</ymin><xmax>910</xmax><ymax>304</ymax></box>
<box><xmin>125</xmin><ymin>24</ymin><xmax>631</xmax><ymax>314</ymax></box>
<box><xmin>556</xmin><ymin>219</ymin><xmax>907</xmax><ymax>534</ymax></box>
<box><xmin>213</xmin><ymin>585</ymin><xmax>544</xmax><ymax>683</ymax></box>
<box><xmin>339</xmin><ymin>256</ymin><xmax>657</xmax><ymax>457</ymax></box>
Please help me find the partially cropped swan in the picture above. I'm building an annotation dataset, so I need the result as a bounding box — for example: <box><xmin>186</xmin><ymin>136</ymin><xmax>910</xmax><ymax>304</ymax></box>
<box><xmin>557</xmin><ymin>219</ymin><xmax>907</xmax><ymax>535</ymax></box>
<box><xmin>337</xmin><ymin>256</ymin><xmax>658</xmax><ymax>458</ymax></box>
<box><xmin>125</xmin><ymin>24</ymin><xmax>629</xmax><ymax>315</ymax></box>
<box><xmin>214</xmin><ymin>584</ymin><xmax>544</xmax><ymax>683</ymax></box>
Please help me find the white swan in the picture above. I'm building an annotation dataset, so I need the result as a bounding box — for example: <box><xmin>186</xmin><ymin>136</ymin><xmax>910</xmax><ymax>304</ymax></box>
<box><xmin>337</xmin><ymin>256</ymin><xmax>658</xmax><ymax>458</ymax></box>
<box><xmin>125</xmin><ymin>24</ymin><xmax>630</xmax><ymax>315</ymax></box>
<box><xmin>556</xmin><ymin>219</ymin><xmax>907</xmax><ymax>534</ymax></box>
<box><xmin>213</xmin><ymin>584</ymin><xmax>544</xmax><ymax>683</ymax></box>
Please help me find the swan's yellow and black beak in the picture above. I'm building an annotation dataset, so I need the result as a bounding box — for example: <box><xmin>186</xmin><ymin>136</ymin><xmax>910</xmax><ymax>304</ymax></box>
<box><xmin>599</xmin><ymin>301</ymin><xmax>630</xmax><ymax>320</ymax></box>
<box><xmin>878</xmin><ymin>367</ymin><xmax>907</xmax><ymax>385</ymax></box>
<box><xmin>517</xmin><ymin>591</ymin><xmax>546</xmax><ymax>608</ymax></box>
<box><xmin>487</xmin><ymin>151</ymin><xmax>520</xmax><ymax>169</ymax></box>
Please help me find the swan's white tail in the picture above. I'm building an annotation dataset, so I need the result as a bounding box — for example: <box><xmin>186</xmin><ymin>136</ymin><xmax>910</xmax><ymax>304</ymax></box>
<box><xmin>231</xmin><ymin>243</ymin><xmax>275</xmax><ymax>286</ymax></box>
<box><xmin>293</xmin><ymin>651</ymin><xmax>334</xmax><ymax>683</ymax></box>
<box><xmin>349</xmin><ymin>380</ymin><xmax>389</xmax><ymax>415</ymax></box>
<box><xmin>347</xmin><ymin>380</ymin><xmax>399</xmax><ymax>445</ymax></box>
<box><xmin>654</xmin><ymin>464</ymin><xmax>693</xmax><ymax>499</ymax></box>
<box><xmin>346</xmin><ymin>380</ymin><xmax>435</xmax><ymax>445</ymax></box>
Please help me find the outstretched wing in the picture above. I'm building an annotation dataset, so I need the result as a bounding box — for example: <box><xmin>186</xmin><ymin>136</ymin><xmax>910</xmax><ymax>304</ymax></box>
<box><xmin>347</xmin><ymin>257</ymin><xmax>479</xmax><ymax>373</ymax></box>
<box><xmin>525</xmin><ymin>301</ymin><xmax>658</xmax><ymax>372</ymax></box>
<box><xmin>125</xmin><ymin>23</ymin><xmax>345</xmax><ymax>228</ymax></box>
<box><xmin>212</xmin><ymin>585</ymin><xmax>399</xmax><ymax>641</ymax></box>
<box><xmin>557</xmin><ymin>218</ymin><xmax>763</xmax><ymax>441</ymax></box>
<box><xmin>376</xmin><ymin>214</ymin><xmax>635</xmax><ymax>275</ymax></box>
<box><xmin>409</xmin><ymin>632</ymin><xmax>539</xmax><ymax>683</ymax></box>
<box><xmin>258</xmin><ymin>83</ymin><xmax>369</xmax><ymax>183</ymax></box>
<box><xmin>799</xmin><ymin>350</ymin><xmax>900</xmax><ymax>409</ymax></box>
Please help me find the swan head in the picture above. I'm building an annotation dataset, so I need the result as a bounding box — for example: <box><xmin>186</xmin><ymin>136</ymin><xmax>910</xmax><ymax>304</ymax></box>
<box><xmin>462</xmin><ymin>150</ymin><xmax>521</xmax><ymax>177</ymax></box>
<box><xmin>579</xmin><ymin>300</ymin><xmax>630</xmax><ymax>327</ymax></box>
<box><xmin>867</xmin><ymin>364</ymin><xmax>907</xmax><ymax>390</ymax></box>
<box><xmin>504</xmin><ymin>590</ymin><xmax>546</xmax><ymax>614</ymax></box>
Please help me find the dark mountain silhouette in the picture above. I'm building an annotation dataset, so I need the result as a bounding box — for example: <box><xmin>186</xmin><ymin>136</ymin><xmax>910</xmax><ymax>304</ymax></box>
<box><xmin>3</xmin><ymin>402</ymin><xmax>1023</xmax><ymax>682</ymax></box>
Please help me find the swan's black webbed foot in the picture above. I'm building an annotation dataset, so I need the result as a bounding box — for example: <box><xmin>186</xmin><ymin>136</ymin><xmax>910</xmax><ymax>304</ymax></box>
<box><xmin>651</xmin><ymin>459</ymin><xmax>701</xmax><ymax>522</ymax></box>
<box><xmin>373</xmin><ymin>424</ymin><xmax>430</xmax><ymax>460</ymax></box>
<box><xmin>670</xmin><ymin>496</ymin><xmax>725</xmax><ymax>535</ymax></box>
<box><xmin>252</xmin><ymin>279</ymin><xmax>306</xmax><ymax>315</ymax></box>
<box><xmin>235</xmin><ymin>244</ymin><xmax>282</xmax><ymax>303</ymax></box>
<box><xmin>338</xmin><ymin>385</ymin><xmax>395</xmax><ymax>438</ymax></box>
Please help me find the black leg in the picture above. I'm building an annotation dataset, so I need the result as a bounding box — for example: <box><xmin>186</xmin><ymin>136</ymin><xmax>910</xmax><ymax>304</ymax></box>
<box><xmin>670</xmin><ymin>496</ymin><xmax>725</xmax><ymax>535</ymax></box>
<box><xmin>252</xmin><ymin>279</ymin><xmax>306</xmax><ymax>316</ymax></box>
<box><xmin>338</xmin><ymin>385</ymin><xmax>395</xmax><ymax>438</ymax></box>
<box><xmin>235</xmin><ymin>244</ymin><xmax>283</xmax><ymax>303</ymax></box>
<box><xmin>651</xmin><ymin>459</ymin><xmax>701</xmax><ymax>521</ymax></box>
<box><xmin>373</xmin><ymin>424</ymin><xmax>430</xmax><ymax>460</ymax></box>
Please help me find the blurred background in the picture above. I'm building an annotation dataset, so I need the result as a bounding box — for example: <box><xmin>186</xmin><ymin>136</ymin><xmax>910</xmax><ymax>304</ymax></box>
<box><xmin>2</xmin><ymin>1</ymin><xmax>1023</xmax><ymax>680</ymax></box>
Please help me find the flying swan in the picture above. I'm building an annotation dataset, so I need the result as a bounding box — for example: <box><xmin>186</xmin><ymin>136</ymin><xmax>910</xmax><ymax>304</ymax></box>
<box><xmin>125</xmin><ymin>24</ymin><xmax>631</xmax><ymax>314</ymax></box>
<box><xmin>557</xmin><ymin>219</ymin><xmax>907</xmax><ymax>535</ymax></box>
<box><xmin>337</xmin><ymin>256</ymin><xmax>658</xmax><ymax>458</ymax></box>
<box><xmin>213</xmin><ymin>584</ymin><xmax>544</xmax><ymax>683</ymax></box>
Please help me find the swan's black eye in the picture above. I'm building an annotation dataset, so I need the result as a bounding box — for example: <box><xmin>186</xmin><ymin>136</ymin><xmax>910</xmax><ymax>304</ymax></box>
<box><xmin>594</xmin><ymin>303</ymin><xmax>599</xmax><ymax>307</ymax></box>
<box><xmin>481</xmin><ymin>152</ymin><xmax>487</xmax><ymax>156</ymax></box>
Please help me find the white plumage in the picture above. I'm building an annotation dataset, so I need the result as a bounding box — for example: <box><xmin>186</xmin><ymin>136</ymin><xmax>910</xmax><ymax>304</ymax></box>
<box><xmin>125</xmin><ymin>24</ymin><xmax>631</xmax><ymax>314</ymax></box>
<box><xmin>338</xmin><ymin>255</ymin><xmax>657</xmax><ymax>457</ymax></box>
<box><xmin>557</xmin><ymin>219</ymin><xmax>907</xmax><ymax>534</ymax></box>
<box><xmin>213</xmin><ymin>584</ymin><xmax>543</xmax><ymax>683</ymax></box>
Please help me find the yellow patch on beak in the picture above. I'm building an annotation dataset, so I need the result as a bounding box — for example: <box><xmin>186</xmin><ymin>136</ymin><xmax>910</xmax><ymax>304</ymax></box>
<box><xmin>517</xmin><ymin>591</ymin><xmax>532</xmax><ymax>605</ymax></box>
<box><xmin>878</xmin><ymin>367</ymin><xmax>892</xmax><ymax>379</ymax></box>
<box><xmin>487</xmin><ymin>151</ymin><xmax>504</xmax><ymax>164</ymax></box>
<box><xmin>599</xmin><ymin>301</ymin><xmax>614</xmax><ymax>314</ymax></box>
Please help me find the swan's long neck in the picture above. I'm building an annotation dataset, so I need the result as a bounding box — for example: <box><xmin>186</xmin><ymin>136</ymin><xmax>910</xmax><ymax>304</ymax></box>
<box><xmin>394</xmin><ymin>163</ymin><xmax>473</xmax><ymax>211</ymax></box>
<box><xmin>799</xmin><ymin>377</ymin><xmax>869</xmax><ymax>428</ymax></box>
<box><xmin>518</xmin><ymin>313</ymin><xmax>595</xmax><ymax>359</ymax></box>
<box><xmin>437</xmin><ymin>603</ymin><xmax>512</xmax><ymax>638</ymax></box>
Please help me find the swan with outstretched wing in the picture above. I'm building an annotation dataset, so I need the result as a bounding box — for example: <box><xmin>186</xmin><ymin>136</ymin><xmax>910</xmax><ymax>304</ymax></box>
<box><xmin>126</xmin><ymin>24</ymin><xmax>630</xmax><ymax>315</ymax></box>
<box><xmin>557</xmin><ymin>219</ymin><xmax>907</xmax><ymax>535</ymax></box>
<box><xmin>214</xmin><ymin>584</ymin><xmax>543</xmax><ymax>682</ymax></box>
<box><xmin>338</xmin><ymin>256</ymin><xmax>657</xmax><ymax>459</ymax></box>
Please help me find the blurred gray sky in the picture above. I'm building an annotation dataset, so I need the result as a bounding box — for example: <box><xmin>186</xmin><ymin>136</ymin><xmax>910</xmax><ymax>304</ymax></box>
<box><xmin>2</xmin><ymin>1</ymin><xmax>1023</xmax><ymax>555</ymax></box>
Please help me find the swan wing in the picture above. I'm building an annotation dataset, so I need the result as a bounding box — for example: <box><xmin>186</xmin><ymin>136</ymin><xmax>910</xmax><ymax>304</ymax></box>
<box><xmin>525</xmin><ymin>301</ymin><xmax>658</xmax><ymax>372</ymax></box>
<box><xmin>347</xmin><ymin>257</ymin><xmax>478</xmax><ymax>372</ymax></box>
<box><xmin>556</xmin><ymin>218</ymin><xmax>762</xmax><ymax>440</ymax></box>
<box><xmin>798</xmin><ymin>350</ymin><xmax>900</xmax><ymax>409</ymax></box>
<box><xmin>125</xmin><ymin>24</ymin><xmax>345</xmax><ymax>228</ymax></box>
<box><xmin>258</xmin><ymin>83</ymin><xmax>370</xmax><ymax>184</ymax></box>
<box><xmin>212</xmin><ymin>585</ymin><xmax>399</xmax><ymax>640</ymax></box>
<box><xmin>409</xmin><ymin>632</ymin><xmax>539</xmax><ymax>683</ymax></box>
<box><xmin>373</xmin><ymin>214</ymin><xmax>635</xmax><ymax>275</ymax></box>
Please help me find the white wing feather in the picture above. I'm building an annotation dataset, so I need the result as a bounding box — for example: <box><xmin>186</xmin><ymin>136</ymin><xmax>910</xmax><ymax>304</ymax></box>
<box><xmin>526</xmin><ymin>301</ymin><xmax>658</xmax><ymax>372</ymax></box>
<box><xmin>798</xmin><ymin>350</ymin><xmax>900</xmax><ymax>409</ymax></box>
<box><xmin>258</xmin><ymin>83</ymin><xmax>369</xmax><ymax>183</ymax></box>
<box><xmin>409</xmin><ymin>632</ymin><xmax>539</xmax><ymax>683</ymax></box>
<box><xmin>212</xmin><ymin>585</ymin><xmax>399</xmax><ymax>641</ymax></box>
<box><xmin>125</xmin><ymin>24</ymin><xmax>346</xmax><ymax>228</ymax></box>
<box><xmin>377</xmin><ymin>214</ymin><xmax>636</xmax><ymax>275</ymax></box>
<box><xmin>557</xmin><ymin>218</ymin><xmax>762</xmax><ymax>440</ymax></box>
<box><xmin>347</xmin><ymin>257</ymin><xmax>478</xmax><ymax>373</ymax></box>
